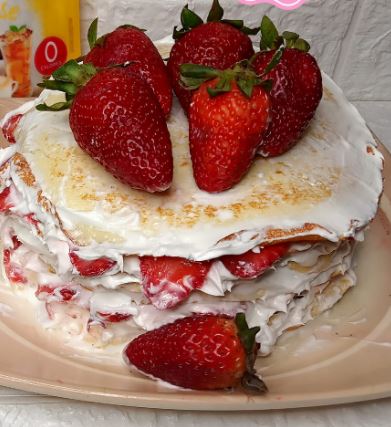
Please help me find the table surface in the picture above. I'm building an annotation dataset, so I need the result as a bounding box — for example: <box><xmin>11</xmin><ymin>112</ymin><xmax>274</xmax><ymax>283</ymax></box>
<box><xmin>0</xmin><ymin>99</ymin><xmax>390</xmax><ymax>426</ymax></box>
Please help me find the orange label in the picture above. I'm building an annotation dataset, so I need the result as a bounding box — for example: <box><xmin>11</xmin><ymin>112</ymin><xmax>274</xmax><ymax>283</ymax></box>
<box><xmin>0</xmin><ymin>0</ymin><xmax>80</xmax><ymax>97</ymax></box>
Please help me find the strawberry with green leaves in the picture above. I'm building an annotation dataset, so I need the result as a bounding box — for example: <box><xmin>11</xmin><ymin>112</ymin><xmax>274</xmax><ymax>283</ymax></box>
<box><xmin>37</xmin><ymin>61</ymin><xmax>173</xmax><ymax>193</ymax></box>
<box><xmin>168</xmin><ymin>0</ymin><xmax>258</xmax><ymax>114</ymax></box>
<box><xmin>252</xmin><ymin>16</ymin><xmax>323</xmax><ymax>157</ymax></box>
<box><xmin>124</xmin><ymin>313</ymin><xmax>267</xmax><ymax>392</ymax></box>
<box><xmin>84</xmin><ymin>19</ymin><xmax>172</xmax><ymax>116</ymax></box>
<box><xmin>180</xmin><ymin>62</ymin><xmax>271</xmax><ymax>192</ymax></box>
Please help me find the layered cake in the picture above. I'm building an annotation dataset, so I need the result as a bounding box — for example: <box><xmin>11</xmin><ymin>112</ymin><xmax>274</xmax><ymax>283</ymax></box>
<box><xmin>0</xmin><ymin>4</ymin><xmax>384</xmax><ymax>392</ymax></box>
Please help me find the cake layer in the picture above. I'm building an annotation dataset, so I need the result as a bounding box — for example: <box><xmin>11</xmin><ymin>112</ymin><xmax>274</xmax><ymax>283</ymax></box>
<box><xmin>0</xmin><ymin>213</ymin><xmax>356</xmax><ymax>355</ymax></box>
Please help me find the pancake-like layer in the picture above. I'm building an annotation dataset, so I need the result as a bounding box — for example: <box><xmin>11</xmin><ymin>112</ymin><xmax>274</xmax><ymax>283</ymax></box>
<box><xmin>0</xmin><ymin>44</ymin><xmax>383</xmax><ymax>260</ymax></box>
<box><xmin>0</xmin><ymin>229</ymin><xmax>355</xmax><ymax>354</ymax></box>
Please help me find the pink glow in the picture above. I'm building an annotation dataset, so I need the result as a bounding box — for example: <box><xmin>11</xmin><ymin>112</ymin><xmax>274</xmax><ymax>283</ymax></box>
<box><xmin>239</xmin><ymin>0</ymin><xmax>307</xmax><ymax>11</ymax></box>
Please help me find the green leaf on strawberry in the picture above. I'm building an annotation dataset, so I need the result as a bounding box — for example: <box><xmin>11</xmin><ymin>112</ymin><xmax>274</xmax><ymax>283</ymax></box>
<box><xmin>87</xmin><ymin>17</ymin><xmax>98</xmax><ymax>49</ymax></box>
<box><xmin>206</xmin><ymin>0</ymin><xmax>224</xmax><ymax>22</ymax></box>
<box><xmin>260</xmin><ymin>15</ymin><xmax>311</xmax><ymax>52</ymax></box>
<box><xmin>36</xmin><ymin>60</ymin><xmax>98</xmax><ymax>111</ymax></box>
<box><xmin>173</xmin><ymin>0</ymin><xmax>259</xmax><ymax>40</ymax></box>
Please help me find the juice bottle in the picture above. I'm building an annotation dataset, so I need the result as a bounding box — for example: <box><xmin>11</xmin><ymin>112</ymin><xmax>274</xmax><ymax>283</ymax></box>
<box><xmin>0</xmin><ymin>25</ymin><xmax>33</xmax><ymax>97</ymax></box>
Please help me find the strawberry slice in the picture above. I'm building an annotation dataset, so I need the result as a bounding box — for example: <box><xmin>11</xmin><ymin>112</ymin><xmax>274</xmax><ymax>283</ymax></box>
<box><xmin>1</xmin><ymin>114</ymin><xmax>23</xmax><ymax>144</ymax></box>
<box><xmin>11</xmin><ymin>235</ymin><xmax>22</xmax><ymax>250</ymax></box>
<box><xmin>69</xmin><ymin>251</ymin><xmax>116</xmax><ymax>277</ymax></box>
<box><xmin>3</xmin><ymin>249</ymin><xmax>27</xmax><ymax>284</ymax></box>
<box><xmin>140</xmin><ymin>256</ymin><xmax>212</xmax><ymax>310</ymax></box>
<box><xmin>96</xmin><ymin>312</ymin><xmax>132</xmax><ymax>323</ymax></box>
<box><xmin>3</xmin><ymin>235</ymin><xmax>26</xmax><ymax>284</ymax></box>
<box><xmin>221</xmin><ymin>243</ymin><xmax>290</xmax><ymax>279</ymax></box>
<box><xmin>35</xmin><ymin>285</ymin><xmax>77</xmax><ymax>302</ymax></box>
<box><xmin>24</xmin><ymin>213</ymin><xmax>41</xmax><ymax>233</ymax></box>
<box><xmin>0</xmin><ymin>187</ymin><xmax>13</xmax><ymax>212</ymax></box>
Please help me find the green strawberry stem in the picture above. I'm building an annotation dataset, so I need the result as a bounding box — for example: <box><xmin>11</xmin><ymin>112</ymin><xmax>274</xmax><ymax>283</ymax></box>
<box><xmin>180</xmin><ymin>52</ymin><xmax>284</xmax><ymax>99</ymax></box>
<box><xmin>180</xmin><ymin>62</ymin><xmax>268</xmax><ymax>98</ymax></box>
<box><xmin>36</xmin><ymin>60</ymin><xmax>98</xmax><ymax>111</ymax></box>
<box><xmin>235</xmin><ymin>313</ymin><xmax>268</xmax><ymax>394</ymax></box>
<box><xmin>173</xmin><ymin>0</ymin><xmax>259</xmax><ymax>40</ymax></box>
<box><xmin>260</xmin><ymin>16</ymin><xmax>310</xmax><ymax>52</ymax></box>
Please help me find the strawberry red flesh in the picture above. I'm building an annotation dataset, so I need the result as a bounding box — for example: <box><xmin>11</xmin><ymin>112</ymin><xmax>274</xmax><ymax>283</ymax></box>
<box><xmin>0</xmin><ymin>187</ymin><xmax>13</xmax><ymax>212</ymax></box>
<box><xmin>35</xmin><ymin>285</ymin><xmax>77</xmax><ymax>302</ymax></box>
<box><xmin>140</xmin><ymin>256</ymin><xmax>212</xmax><ymax>310</ymax></box>
<box><xmin>1</xmin><ymin>114</ymin><xmax>22</xmax><ymax>144</ymax></box>
<box><xmin>69</xmin><ymin>68</ymin><xmax>173</xmax><ymax>193</ymax></box>
<box><xmin>97</xmin><ymin>312</ymin><xmax>132</xmax><ymax>323</ymax></box>
<box><xmin>3</xmin><ymin>248</ymin><xmax>27</xmax><ymax>284</ymax></box>
<box><xmin>69</xmin><ymin>251</ymin><xmax>116</xmax><ymax>277</ymax></box>
<box><xmin>124</xmin><ymin>314</ymin><xmax>246</xmax><ymax>390</ymax></box>
<box><xmin>85</xmin><ymin>25</ymin><xmax>172</xmax><ymax>116</ymax></box>
<box><xmin>11</xmin><ymin>235</ymin><xmax>22</xmax><ymax>250</ymax></box>
<box><xmin>221</xmin><ymin>243</ymin><xmax>290</xmax><ymax>279</ymax></box>
<box><xmin>168</xmin><ymin>22</ymin><xmax>254</xmax><ymax>114</ymax></box>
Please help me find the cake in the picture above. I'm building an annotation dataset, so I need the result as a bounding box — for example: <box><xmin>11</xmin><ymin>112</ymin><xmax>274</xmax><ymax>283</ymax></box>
<box><xmin>0</xmin><ymin>10</ymin><xmax>384</xmax><ymax>391</ymax></box>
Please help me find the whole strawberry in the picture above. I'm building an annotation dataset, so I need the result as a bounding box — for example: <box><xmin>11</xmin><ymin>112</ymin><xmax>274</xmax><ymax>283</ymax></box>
<box><xmin>167</xmin><ymin>0</ymin><xmax>257</xmax><ymax>114</ymax></box>
<box><xmin>84</xmin><ymin>19</ymin><xmax>172</xmax><ymax>117</ymax></box>
<box><xmin>180</xmin><ymin>63</ymin><xmax>270</xmax><ymax>192</ymax></box>
<box><xmin>252</xmin><ymin>16</ymin><xmax>323</xmax><ymax>157</ymax></box>
<box><xmin>37</xmin><ymin>61</ymin><xmax>173</xmax><ymax>193</ymax></box>
<box><xmin>124</xmin><ymin>313</ymin><xmax>267</xmax><ymax>392</ymax></box>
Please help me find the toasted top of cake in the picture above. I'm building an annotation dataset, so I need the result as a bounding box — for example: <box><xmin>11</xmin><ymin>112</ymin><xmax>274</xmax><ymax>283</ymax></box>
<box><xmin>0</xmin><ymin>42</ymin><xmax>383</xmax><ymax>261</ymax></box>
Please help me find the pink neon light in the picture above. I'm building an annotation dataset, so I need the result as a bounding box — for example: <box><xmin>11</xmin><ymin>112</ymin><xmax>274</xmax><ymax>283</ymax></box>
<box><xmin>239</xmin><ymin>0</ymin><xmax>307</xmax><ymax>11</ymax></box>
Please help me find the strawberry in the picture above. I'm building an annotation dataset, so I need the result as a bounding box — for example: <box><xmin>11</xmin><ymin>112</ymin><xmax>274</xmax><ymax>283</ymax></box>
<box><xmin>124</xmin><ymin>313</ymin><xmax>267</xmax><ymax>392</ymax></box>
<box><xmin>167</xmin><ymin>0</ymin><xmax>257</xmax><ymax>114</ymax></box>
<box><xmin>0</xmin><ymin>187</ymin><xmax>13</xmax><ymax>212</ymax></box>
<box><xmin>1</xmin><ymin>113</ymin><xmax>23</xmax><ymax>144</ymax></box>
<box><xmin>252</xmin><ymin>16</ymin><xmax>322</xmax><ymax>157</ymax></box>
<box><xmin>84</xmin><ymin>19</ymin><xmax>172</xmax><ymax>117</ymax></box>
<box><xmin>96</xmin><ymin>312</ymin><xmax>132</xmax><ymax>323</ymax></box>
<box><xmin>37</xmin><ymin>61</ymin><xmax>173</xmax><ymax>193</ymax></box>
<box><xmin>10</xmin><ymin>235</ymin><xmax>22</xmax><ymax>250</ymax></box>
<box><xmin>3</xmin><ymin>237</ymin><xmax>26</xmax><ymax>284</ymax></box>
<box><xmin>180</xmin><ymin>63</ymin><xmax>270</xmax><ymax>192</ymax></box>
<box><xmin>140</xmin><ymin>256</ymin><xmax>212</xmax><ymax>310</ymax></box>
<box><xmin>35</xmin><ymin>285</ymin><xmax>78</xmax><ymax>302</ymax></box>
<box><xmin>221</xmin><ymin>243</ymin><xmax>290</xmax><ymax>279</ymax></box>
<box><xmin>69</xmin><ymin>251</ymin><xmax>116</xmax><ymax>277</ymax></box>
